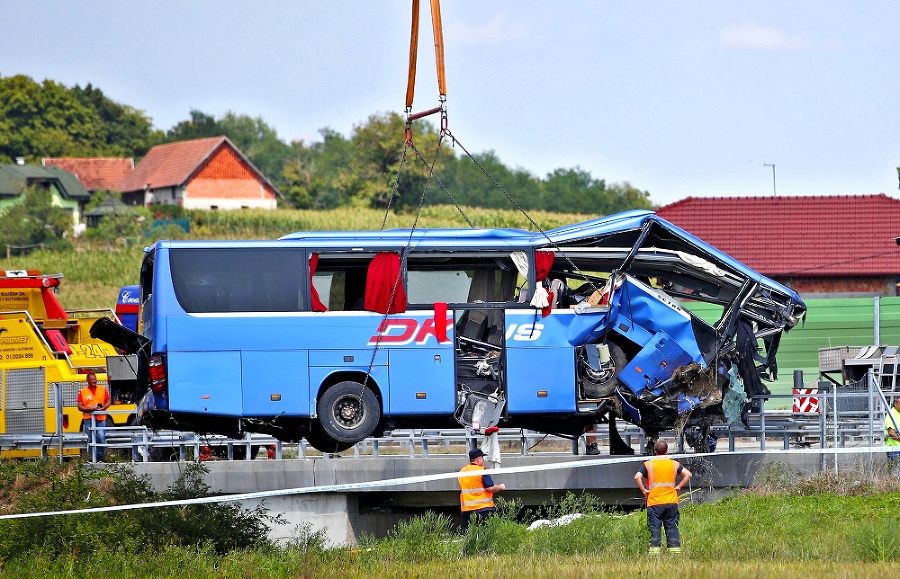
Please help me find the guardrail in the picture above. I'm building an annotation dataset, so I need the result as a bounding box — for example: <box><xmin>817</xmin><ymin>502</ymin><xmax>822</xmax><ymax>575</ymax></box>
<box><xmin>1</xmin><ymin>371</ymin><xmax>890</xmax><ymax>463</ymax></box>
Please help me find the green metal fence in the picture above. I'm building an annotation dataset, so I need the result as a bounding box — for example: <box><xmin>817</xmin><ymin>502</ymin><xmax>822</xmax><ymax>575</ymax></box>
<box><xmin>684</xmin><ymin>296</ymin><xmax>900</xmax><ymax>407</ymax></box>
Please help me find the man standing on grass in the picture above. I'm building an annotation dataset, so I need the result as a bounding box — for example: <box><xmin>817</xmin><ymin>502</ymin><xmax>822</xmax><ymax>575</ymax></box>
<box><xmin>458</xmin><ymin>448</ymin><xmax>505</xmax><ymax>532</ymax></box>
<box><xmin>634</xmin><ymin>440</ymin><xmax>692</xmax><ymax>554</ymax></box>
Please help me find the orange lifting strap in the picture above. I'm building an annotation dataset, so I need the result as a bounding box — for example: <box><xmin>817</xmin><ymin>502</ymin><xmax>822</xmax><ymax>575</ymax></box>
<box><xmin>405</xmin><ymin>0</ymin><xmax>446</xmax><ymax>113</ymax></box>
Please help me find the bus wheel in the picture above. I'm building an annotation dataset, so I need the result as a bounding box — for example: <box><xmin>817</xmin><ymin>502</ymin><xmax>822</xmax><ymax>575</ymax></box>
<box><xmin>317</xmin><ymin>381</ymin><xmax>380</xmax><ymax>448</ymax></box>
<box><xmin>305</xmin><ymin>423</ymin><xmax>356</xmax><ymax>453</ymax></box>
<box><xmin>580</xmin><ymin>341</ymin><xmax>628</xmax><ymax>398</ymax></box>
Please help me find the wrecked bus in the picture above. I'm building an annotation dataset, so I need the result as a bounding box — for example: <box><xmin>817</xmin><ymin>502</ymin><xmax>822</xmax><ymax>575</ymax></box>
<box><xmin>122</xmin><ymin>210</ymin><xmax>805</xmax><ymax>453</ymax></box>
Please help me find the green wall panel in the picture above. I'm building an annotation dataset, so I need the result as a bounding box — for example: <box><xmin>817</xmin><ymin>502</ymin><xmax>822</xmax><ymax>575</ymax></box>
<box><xmin>682</xmin><ymin>297</ymin><xmax>897</xmax><ymax>408</ymax></box>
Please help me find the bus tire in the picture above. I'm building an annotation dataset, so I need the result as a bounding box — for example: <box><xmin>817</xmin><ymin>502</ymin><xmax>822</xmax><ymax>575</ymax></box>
<box><xmin>317</xmin><ymin>381</ymin><xmax>380</xmax><ymax>448</ymax></box>
<box><xmin>581</xmin><ymin>341</ymin><xmax>628</xmax><ymax>398</ymax></box>
<box><xmin>305</xmin><ymin>423</ymin><xmax>356</xmax><ymax>453</ymax></box>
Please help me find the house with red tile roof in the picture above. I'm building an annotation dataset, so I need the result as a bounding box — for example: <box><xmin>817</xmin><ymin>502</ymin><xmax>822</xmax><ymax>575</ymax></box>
<box><xmin>42</xmin><ymin>158</ymin><xmax>134</xmax><ymax>192</ymax></box>
<box><xmin>656</xmin><ymin>194</ymin><xmax>900</xmax><ymax>298</ymax></box>
<box><xmin>115</xmin><ymin>136</ymin><xmax>280</xmax><ymax>210</ymax></box>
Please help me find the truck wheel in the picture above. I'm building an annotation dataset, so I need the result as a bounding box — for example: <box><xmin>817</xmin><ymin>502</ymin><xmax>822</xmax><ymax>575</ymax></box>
<box><xmin>317</xmin><ymin>381</ymin><xmax>380</xmax><ymax>448</ymax></box>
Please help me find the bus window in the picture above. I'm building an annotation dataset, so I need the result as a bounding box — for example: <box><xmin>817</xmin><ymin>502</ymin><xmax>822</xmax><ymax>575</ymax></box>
<box><xmin>310</xmin><ymin>253</ymin><xmax>371</xmax><ymax>311</ymax></box>
<box><xmin>170</xmin><ymin>248</ymin><xmax>306</xmax><ymax>312</ymax></box>
<box><xmin>406</xmin><ymin>252</ymin><xmax>522</xmax><ymax>306</ymax></box>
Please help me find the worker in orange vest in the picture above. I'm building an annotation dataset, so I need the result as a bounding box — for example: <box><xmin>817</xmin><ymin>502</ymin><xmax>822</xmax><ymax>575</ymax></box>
<box><xmin>77</xmin><ymin>371</ymin><xmax>111</xmax><ymax>462</ymax></box>
<box><xmin>458</xmin><ymin>448</ymin><xmax>506</xmax><ymax>532</ymax></box>
<box><xmin>634</xmin><ymin>440</ymin><xmax>692</xmax><ymax>554</ymax></box>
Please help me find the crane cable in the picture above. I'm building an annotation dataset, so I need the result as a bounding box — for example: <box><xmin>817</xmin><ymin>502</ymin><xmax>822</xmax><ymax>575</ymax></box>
<box><xmin>406</xmin><ymin>0</ymin><xmax>447</xmax><ymax>110</ymax></box>
<box><xmin>343</xmin><ymin>0</ymin><xmax>452</xmax><ymax>455</ymax></box>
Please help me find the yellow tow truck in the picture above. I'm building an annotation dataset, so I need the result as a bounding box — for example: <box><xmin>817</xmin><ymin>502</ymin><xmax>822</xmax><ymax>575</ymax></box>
<box><xmin>0</xmin><ymin>270</ymin><xmax>136</xmax><ymax>457</ymax></box>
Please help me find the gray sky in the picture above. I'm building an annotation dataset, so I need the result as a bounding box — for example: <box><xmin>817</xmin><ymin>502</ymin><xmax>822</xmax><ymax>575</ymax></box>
<box><xmin>2</xmin><ymin>1</ymin><xmax>898</xmax><ymax>206</ymax></box>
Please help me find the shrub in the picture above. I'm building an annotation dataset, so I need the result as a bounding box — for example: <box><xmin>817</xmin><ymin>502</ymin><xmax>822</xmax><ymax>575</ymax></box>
<box><xmin>382</xmin><ymin>510</ymin><xmax>460</xmax><ymax>562</ymax></box>
<box><xmin>0</xmin><ymin>460</ymin><xmax>282</xmax><ymax>561</ymax></box>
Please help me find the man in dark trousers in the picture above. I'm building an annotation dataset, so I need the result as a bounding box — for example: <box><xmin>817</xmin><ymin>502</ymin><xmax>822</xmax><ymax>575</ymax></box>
<box><xmin>634</xmin><ymin>440</ymin><xmax>692</xmax><ymax>554</ymax></box>
<box><xmin>458</xmin><ymin>448</ymin><xmax>505</xmax><ymax>532</ymax></box>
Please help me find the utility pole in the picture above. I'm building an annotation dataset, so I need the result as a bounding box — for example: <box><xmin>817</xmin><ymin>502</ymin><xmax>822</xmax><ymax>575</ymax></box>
<box><xmin>763</xmin><ymin>163</ymin><xmax>776</xmax><ymax>197</ymax></box>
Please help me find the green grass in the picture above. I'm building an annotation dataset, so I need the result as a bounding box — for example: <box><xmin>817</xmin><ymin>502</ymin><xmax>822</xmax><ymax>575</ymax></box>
<box><xmin>6</xmin><ymin>461</ymin><xmax>900</xmax><ymax>577</ymax></box>
<box><xmin>2</xmin><ymin>457</ymin><xmax>900</xmax><ymax>577</ymax></box>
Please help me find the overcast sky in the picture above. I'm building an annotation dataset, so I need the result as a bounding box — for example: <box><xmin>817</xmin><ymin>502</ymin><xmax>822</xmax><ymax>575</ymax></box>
<box><xmin>2</xmin><ymin>1</ymin><xmax>898</xmax><ymax>207</ymax></box>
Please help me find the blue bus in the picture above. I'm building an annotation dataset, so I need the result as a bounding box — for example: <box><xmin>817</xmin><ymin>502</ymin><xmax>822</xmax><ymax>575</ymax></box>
<box><xmin>112</xmin><ymin>210</ymin><xmax>805</xmax><ymax>453</ymax></box>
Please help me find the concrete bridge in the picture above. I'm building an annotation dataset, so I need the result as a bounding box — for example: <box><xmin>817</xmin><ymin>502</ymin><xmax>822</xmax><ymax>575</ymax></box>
<box><xmin>119</xmin><ymin>449</ymin><xmax>865</xmax><ymax>547</ymax></box>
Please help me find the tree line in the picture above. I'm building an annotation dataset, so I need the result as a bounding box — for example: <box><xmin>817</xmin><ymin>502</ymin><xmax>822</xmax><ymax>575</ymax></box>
<box><xmin>0</xmin><ymin>74</ymin><xmax>654</xmax><ymax>214</ymax></box>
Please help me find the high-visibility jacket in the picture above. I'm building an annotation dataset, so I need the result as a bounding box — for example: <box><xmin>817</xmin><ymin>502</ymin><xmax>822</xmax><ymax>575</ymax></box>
<box><xmin>459</xmin><ymin>463</ymin><xmax>494</xmax><ymax>512</ymax></box>
<box><xmin>886</xmin><ymin>407</ymin><xmax>900</xmax><ymax>447</ymax></box>
<box><xmin>644</xmin><ymin>458</ymin><xmax>681</xmax><ymax>507</ymax></box>
<box><xmin>79</xmin><ymin>385</ymin><xmax>109</xmax><ymax>421</ymax></box>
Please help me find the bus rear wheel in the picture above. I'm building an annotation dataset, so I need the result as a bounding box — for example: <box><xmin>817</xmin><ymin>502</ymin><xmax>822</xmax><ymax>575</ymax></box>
<box><xmin>305</xmin><ymin>423</ymin><xmax>356</xmax><ymax>453</ymax></box>
<box><xmin>317</xmin><ymin>381</ymin><xmax>380</xmax><ymax>448</ymax></box>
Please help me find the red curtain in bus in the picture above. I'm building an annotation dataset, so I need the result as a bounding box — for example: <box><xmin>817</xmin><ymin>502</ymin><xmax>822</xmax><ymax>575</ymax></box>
<box><xmin>535</xmin><ymin>250</ymin><xmax>555</xmax><ymax>317</ymax></box>
<box><xmin>365</xmin><ymin>252</ymin><xmax>407</xmax><ymax>314</ymax></box>
<box><xmin>309</xmin><ymin>253</ymin><xmax>327</xmax><ymax>312</ymax></box>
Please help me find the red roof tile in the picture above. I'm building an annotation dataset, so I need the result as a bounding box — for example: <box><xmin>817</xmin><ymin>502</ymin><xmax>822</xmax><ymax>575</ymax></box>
<box><xmin>115</xmin><ymin>137</ymin><xmax>228</xmax><ymax>193</ymax></box>
<box><xmin>116</xmin><ymin>137</ymin><xmax>280</xmax><ymax>197</ymax></box>
<box><xmin>655</xmin><ymin>195</ymin><xmax>900</xmax><ymax>277</ymax></box>
<box><xmin>42</xmin><ymin>157</ymin><xmax>134</xmax><ymax>191</ymax></box>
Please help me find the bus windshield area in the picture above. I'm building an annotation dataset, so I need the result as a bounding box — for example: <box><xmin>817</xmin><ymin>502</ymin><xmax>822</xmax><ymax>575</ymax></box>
<box><xmin>117</xmin><ymin>211</ymin><xmax>805</xmax><ymax>454</ymax></box>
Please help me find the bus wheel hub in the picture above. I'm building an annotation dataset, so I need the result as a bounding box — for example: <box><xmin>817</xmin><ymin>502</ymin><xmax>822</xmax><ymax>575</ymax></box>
<box><xmin>336</xmin><ymin>398</ymin><xmax>361</xmax><ymax>426</ymax></box>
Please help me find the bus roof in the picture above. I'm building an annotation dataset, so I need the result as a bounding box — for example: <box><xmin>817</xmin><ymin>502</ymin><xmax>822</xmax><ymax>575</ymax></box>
<box><xmin>148</xmin><ymin>209</ymin><xmax>799</xmax><ymax>302</ymax></box>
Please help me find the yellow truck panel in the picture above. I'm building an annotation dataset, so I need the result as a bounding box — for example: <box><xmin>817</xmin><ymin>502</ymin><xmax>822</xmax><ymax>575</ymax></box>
<box><xmin>0</xmin><ymin>271</ymin><xmax>136</xmax><ymax>456</ymax></box>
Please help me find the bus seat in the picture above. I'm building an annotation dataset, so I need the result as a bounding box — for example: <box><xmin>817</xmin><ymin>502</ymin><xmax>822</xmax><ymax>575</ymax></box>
<box><xmin>457</xmin><ymin>310</ymin><xmax>488</xmax><ymax>341</ymax></box>
<box><xmin>46</xmin><ymin>329</ymin><xmax>72</xmax><ymax>355</ymax></box>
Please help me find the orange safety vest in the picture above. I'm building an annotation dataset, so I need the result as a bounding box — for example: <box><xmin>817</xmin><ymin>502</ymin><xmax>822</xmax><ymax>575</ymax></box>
<box><xmin>644</xmin><ymin>458</ymin><xmax>680</xmax><ymax>507</ymax></box>
<box><xmin>79</xmin><ymin>385</ymin><xmax>109</xmax><ymax>421</ymax></box>
<box><xmin>459</xmin><ymin>463</ymin><xmax>494</xmax><ymax>512</ymax></box>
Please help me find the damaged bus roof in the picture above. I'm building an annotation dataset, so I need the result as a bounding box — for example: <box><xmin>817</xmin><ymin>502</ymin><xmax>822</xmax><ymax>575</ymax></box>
<box><xmin>276</xmin><ymin>210</ymin><xmax>801</xmax><ymax>305</ymax></box>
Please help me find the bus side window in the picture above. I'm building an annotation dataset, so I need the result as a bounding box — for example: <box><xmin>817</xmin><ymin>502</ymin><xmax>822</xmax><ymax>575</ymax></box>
<box><xmin>310</xmin><ymin>254</ymin><xmax>371</xmax><ymax>312</ymax></box>
<box><xmin>405</xmin><ymin>253</ymin><xmax>520</xmax><ymax>306</ymax></box>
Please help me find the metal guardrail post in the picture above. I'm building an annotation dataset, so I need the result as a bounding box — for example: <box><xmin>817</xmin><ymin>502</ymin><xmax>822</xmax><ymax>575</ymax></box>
<box><xmin>868</xmin><ymin>370</ymin><xmax>875</xmax><ymax>475</ymax></box>
<box><xmin>820</xmin><ymin>382</ymin><xmax>827</xmax><ymax>471</ymax></box>
<box><xmin>89</xmin><ymin>415</ymin><xmax>98</xmax><ymax>463</ymax></box>
<box><xmin>833</xmin><ymin>383</ymin><xmax>839</xmax><ymax>473</ymax></box>
<box><xmin>53</xmin><ymin>382</ymin><xmax>64</xmax><ymax>464</ymax></box>
<box><xmin>759</xmin><ymin>397</ymin><xmax>766</xmax><ymax>451</ymax></box>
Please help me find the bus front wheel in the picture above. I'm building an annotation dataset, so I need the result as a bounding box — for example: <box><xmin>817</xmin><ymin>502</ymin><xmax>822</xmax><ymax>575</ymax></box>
<box><xmin>317</xmin><ymin>381</ymin><xmax>380</xmax><ymax>448</ymax></box>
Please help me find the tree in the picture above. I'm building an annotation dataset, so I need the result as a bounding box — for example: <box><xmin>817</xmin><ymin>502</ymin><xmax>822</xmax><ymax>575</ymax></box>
<box><xmin>605</xmin><ymin>182</ymin><xmax>655</xmax><ymax>212</ymax></box>
<box><xmin>281</xmin><ymin>129</ymin><xmax>354</xmax><ymax>209</ymax></box>
<box><xmin>72</xmin><ymin>83</ymin><xmax>163</xmax><ymax>157</ymax></box>
<box><xmin>542</xmin><ymin>167</ymin><xmax>608</xmax><ymax>214</ymax></box>
<box><xmin>438</xmin><ymin>150</ymin><xmax>544</xmax><ymax>211</ymax></box>
<box><xmin>341</xmin><ymin>112</ymin><xmax>449</xmax><ymax>210</ymax></box>
<box><xmin>0</xmin><ymin>186</ymin><xmax>73</xmax><ymax>250</ymax></box>
<box><xmin>0</xmin><ymin>74</ymin><xmax>158</xmax><ymax>164</ymax></box>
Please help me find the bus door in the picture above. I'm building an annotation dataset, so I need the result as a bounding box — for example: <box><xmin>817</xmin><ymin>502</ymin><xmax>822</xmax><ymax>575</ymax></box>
<box><xmin>454</xmin><ymin>307</ymin><xmax>506</xmax><ymax>429</ymax></box>
<box><xmin>503</xmin><ymin>309</ymin><xmax>577</xmax><ymax>415</ymax></box>
<box><xmin>383</xmin><ymin>311</ymin><xmax>455</xmax><ymax>415</ymax></box>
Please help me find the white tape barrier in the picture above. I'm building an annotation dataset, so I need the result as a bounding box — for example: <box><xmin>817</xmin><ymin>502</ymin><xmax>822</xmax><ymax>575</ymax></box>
<box><xmin>1</xmin><ymin>445</ymin><xmax>896</xmax><ymax>521</ymax></box>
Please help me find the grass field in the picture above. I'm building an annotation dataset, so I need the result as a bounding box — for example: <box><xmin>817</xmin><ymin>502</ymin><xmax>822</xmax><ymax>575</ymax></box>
<box><xmin>4</xmin><ymin>461</ymin><xmax>900</xmax><ymax>578</ymax></box>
